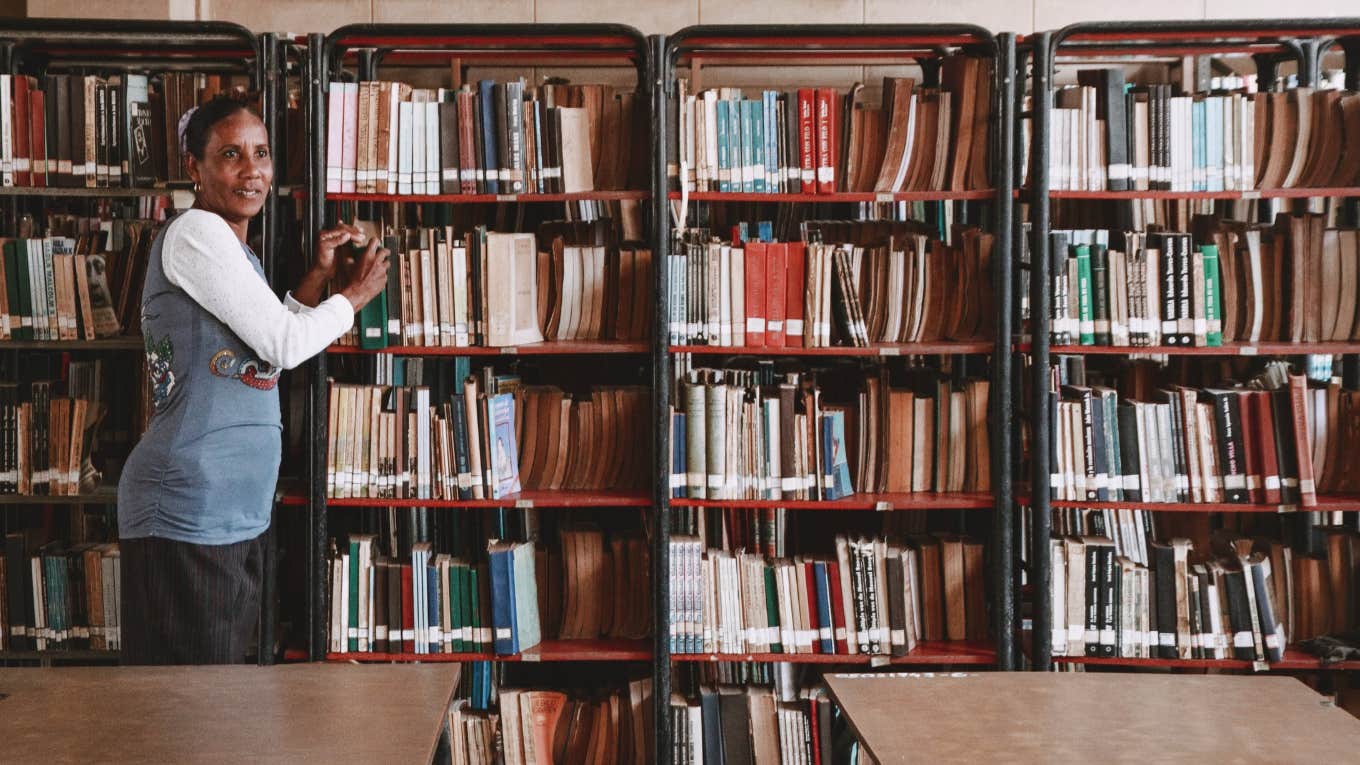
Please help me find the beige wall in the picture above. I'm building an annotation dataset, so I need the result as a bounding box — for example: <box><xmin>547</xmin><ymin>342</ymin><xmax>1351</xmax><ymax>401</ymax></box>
<box><xmin>22</xmin><ymin>0</ymin><xmax>1360</xmax><ymax>35</ymax></box>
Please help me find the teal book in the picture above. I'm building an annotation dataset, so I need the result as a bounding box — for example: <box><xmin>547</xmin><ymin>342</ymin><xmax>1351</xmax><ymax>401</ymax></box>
<box><xmin>715</xmin><ymin>98</ymin><xmax>731</xmax><ymax>192</ymax></box>
<box><xmin>1074</xmin><ymin>244</ymin><xmax>1094</xmax><ymax>345</ymax></box>
<box><xmin>740</xmin><ymin>98</ymin><xmax>756</xmax><ymax>193</ymax></box>
<box><xmin>510</xmin><ymin>541</ymin><xmax>541</xmax><ymax>652</ymax></box>
<box><xmin>1200</xmin><ymin>244</ymin><xmax>1222</xmax><ymax>346</ymax></box>
<box><xmin>750</xmin><ymin>96</ymin><xmax>765</xmax><ymax>192</ymax></box>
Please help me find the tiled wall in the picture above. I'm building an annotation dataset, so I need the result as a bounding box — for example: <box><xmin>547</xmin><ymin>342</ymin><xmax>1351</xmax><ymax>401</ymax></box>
<box><xmin>22</xmin><ymin>0</ymin><xmax>1359</xmax><ymax>35</ymax></box>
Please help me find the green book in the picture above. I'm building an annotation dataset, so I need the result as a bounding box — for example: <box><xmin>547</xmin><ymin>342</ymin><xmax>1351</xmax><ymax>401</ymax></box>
<box><xmin>468</xmin><ymin>564</ymin><xmax>483</xmax><ymax>652</ymax></box>
<box><xmin>447</xmin><ymin>563</ymin><xmax>463</xmax><ymax>653</ymax></box>
<box><xmin>1090</xmin><ymin>244</ymin><xmax>1110</xmax><ymax>345</ymax></box>
<box><xmin>10</xmin><ymin>240</ymin><xmax>32</xmax><ymax>340</ymax></box>
<box><xmin>347</xmin><ymin>540</ymin><xmax>360</xmax><ymax>652</ymax></box>
<box><xmin>356</xmin><ymin>289</ymin><xmax>389</xmax><ymax>350</ymax></box>
<box><xmin>1074</xmin><ymin>244</ymin><xmax>1095</xmax><ymax>345</ymax></box>
<box><xmin>764</xmin><ymin>564</ymin><xmax>782</xmax><ymax>653</ymax></box>
<box><xmin>511</xmin><ymin>541</ymin><xmax>541</xmax><ymax>651</ymax></box>
<box><xmin>1201</xmin><ymin>244</ymin><xmax>1222</xmax><ymax>346</ymax></box>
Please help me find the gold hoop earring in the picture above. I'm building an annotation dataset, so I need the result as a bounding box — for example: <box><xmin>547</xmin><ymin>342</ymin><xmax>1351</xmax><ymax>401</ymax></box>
<box><xmin>193</xmin><ymin>182</ymin><xmax>200</xmax><ymax>193</ymax></box>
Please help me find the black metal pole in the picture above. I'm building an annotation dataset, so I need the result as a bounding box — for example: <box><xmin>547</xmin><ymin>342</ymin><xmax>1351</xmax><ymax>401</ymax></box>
<box><xmin>1029</xmin><ymin>31</ymin><xmax>1054</xmax><ymax>673</ymax></box>
<box><xmin>650</xmin><ymin>32</ymin><xmax>674</xmax><ymax>765</ymax></box>
<box><xmin>992</xmin><ymin>32</ymin><xmax>1017</xmax><ymax>672</ymax></box>
<box><xmin>306</xmin><ymin>32</ymin><xmax>330</xmax><ymax>662</ymax></box>
<box><xmin>257</xmin><ymin>32</ymin><xmax>278</xmax><ymax>667</ymax></box>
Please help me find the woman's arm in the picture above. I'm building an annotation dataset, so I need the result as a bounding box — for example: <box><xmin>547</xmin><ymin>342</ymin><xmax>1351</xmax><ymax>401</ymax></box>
<box><xmin>162</xmin><ymin>209</ymin><xmax>353</xmax><ymax>370</ymax></box>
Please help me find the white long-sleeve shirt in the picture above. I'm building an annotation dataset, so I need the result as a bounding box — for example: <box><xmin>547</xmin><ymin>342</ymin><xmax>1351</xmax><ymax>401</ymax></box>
<box><xmin>161</xmin><ymin>208</ymin><xmax>353</xmax><ymax>370</ymax></box>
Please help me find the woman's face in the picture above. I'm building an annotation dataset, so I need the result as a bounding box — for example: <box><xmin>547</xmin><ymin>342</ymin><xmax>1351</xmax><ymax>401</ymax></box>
<box><xmin>185</xmin><ymin>109</ymin><xmax>272</xmax><ymax>225</ymax></box>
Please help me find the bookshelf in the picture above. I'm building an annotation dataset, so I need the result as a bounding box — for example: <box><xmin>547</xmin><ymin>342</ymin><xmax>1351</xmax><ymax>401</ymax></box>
<box><xmin>298</xmin><ymin>24</ymin><xmax>658</xmax><ymax>678</ymax></box>
<box><xmin>0</xmin><ymin>19</ymin><xmax>288</xmax><ymax>667</ymax></box>
<box><xmin>1022</xmin><ymin>19</ymin><xmax>1360</xmax><ymax>674</ymax></box>
<box><xmin>658</xmin><ymin>23</ymin><xmax>1017</xmax><ymax>760</ymax></box>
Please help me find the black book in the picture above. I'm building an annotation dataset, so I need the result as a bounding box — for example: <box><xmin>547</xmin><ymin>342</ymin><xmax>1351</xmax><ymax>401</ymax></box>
<box><xmin>1116</xmin><ymin>399</ymin><xmax>1142</xmax><ymax>501</ymax></box>
<box><xmin>387</xmin><ymin>559</ymin><xmax>402</xmax><ymax>653</ymax></box>
<box><xmin>1204</xmin><ymin>389</ymin><xmax>1250</xmax><ymax>503</ymax></box>
<box><xmin>1061</xmin><ymin>385</ymin><xmax>1099</xmax><ymax>500</ymax></box>
<box><xmin>1099</xmin><ymin>543</ymin><xmax>1118</xmax><ymax>657</ymax></box>
<box><xmin>438</xmin><ymin>101</ymin><xmax>460</xmax><ymax>195</ymax></box>
<box><xmin>5</xmin><ymin>532</ymin><xmax>29</xmax><ymax>650</ymax></box>
<box><xmin>1084</xmin><ymin>538</ymin><xmax>1103</xmax><ymax>657</ymax></box>
<box><xmin>476</xmin><ymin>80</ymin><xmax>498</xmax><ymax>195</ymax></box>
<box><xmin>1151</xmin><ymin>540</ymin><xmax>1179</xmax><ymax>659</ymax></box>
<box><xmin>1096</xmin><ymin>387</ymin><xmax>1123</xmax><ymax>502</ymax></box>
<box><xmin>1270</xmin><ymin>389</ymin><xmax>1301</xmax><ymax>505</ymax></box>
<box><xmin>1194</xmin><ymin>565</ymin><xmax>1217</xmax><ymax>659</ymax></box>
<box><xmin>718</xmin><ymin>686</ymin><xmax>753</xmax><ymax>765</ymax></box>
<box><xmin>383</xmin><ymin>235</ymin><xmax>401</xmax><ymax>345</ymax></box>
<box><xmin>698</xmin><ymin>686</ymin><xmax>724</xmax><ymax>765</ymax></box>
<box><xmin>1174</xmin><ymin>234</ymin><xmax>1194</xmax><ymax>346</ymax></box>
<box><xmin>1050</xmin><ymin>231</ymin><xmax>1071</xmax><ymax>345</ymax></box>
<box><xmin>1247</xmin><ymin>555</ymin><xmax>1285</xmax><ymax>662</ymax></box>
<box><xmin>1185</xmin><ymin>566</ymin><xmax>1203</xmax><ymax>659</ymax></box>
<box><xmin>886</xmin><ymin>551</ymin><xmax>907</xmax><ymax>657</ymax></box>
<box><xmin>1078</xmin><ymin>68</ymin><xmax>1130</xmax><ymax>191</ymax></box>
<box><xmin>1223</xmin><ymin>564</ymin><xmax>1257</xmax><ymax>661</ymax></box>
<box><xmin>1090</xmin><ymin>243</ymin><xmax>1111</xmax><ymax>346</ymax></box>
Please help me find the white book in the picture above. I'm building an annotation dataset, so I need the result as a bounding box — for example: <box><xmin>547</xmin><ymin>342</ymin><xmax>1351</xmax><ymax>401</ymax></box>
<box><xmin>411</xmin><ymin>98</ymin><xmax>426</xmax><ymax>193</ymax></box>
<box><xmin>397</xmin><ymin>101</ymin><xmax>414</xmax><ymax>195</ymax></box>
<box><xmin>425</xmin><ymin>101</ymin><xmax>440</xmax><ymax>195</ymax></box>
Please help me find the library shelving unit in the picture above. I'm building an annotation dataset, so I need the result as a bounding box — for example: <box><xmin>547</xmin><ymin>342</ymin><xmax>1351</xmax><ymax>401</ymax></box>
<box><xmin>1022</xmin><ymin>19</ymin><xmax>1360</xmax><ymax>673</ymax></box>
<box><xmin>296</xmin><ymin>24</ymin><xmax>657</xmax><ymax>675</ymax></box>
<box><xmin>0</xmin><ymin>19</ymin><xmax>285</xmax><ymax>666</ymax></box>
<box><xmin>656</xmin><ymin>24</ymin><xmax>1018</xmax><ymax>754</ymax></box>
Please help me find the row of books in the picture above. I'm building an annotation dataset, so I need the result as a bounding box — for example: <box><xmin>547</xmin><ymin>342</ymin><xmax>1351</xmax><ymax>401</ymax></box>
<box><xmin>0</xmin><ymin>362</ymin><xmax>108</xmax><ymax>496</ymax></box>
<box><xmin>673</xmin><ymin>57</ymin><xmax>993</xmax><ymax>194</ymax></box>
<box><xmin>671</xmin><ymin>683</ymin><xmax>836</xmax><ymax>765</ymax></box>
<box><xmin>1049</xmin><ymin>362</ymin><xmax>1353</xmax><ymax>507</ymax></box>
<box><xmin>1048</xmin><ymin>216</ymin><xmax>1360</xmax><ymax>346</ymax></box>
<box><xmin>326</xmin><ymin>372</ymin><xmax>649</xmax><ymax>499</ymax></box>
<box><xmin>674</xmin><ymin>366</ymin><xmax>989</xmax><ymax>500</ymax></box>
<box><xmin>329</xmin><ymin>522</ymin><xmax>647</xmax><ymax>656</ymax></box>
<box><xmin>1043</xmin><ymin>72</ymin><xmax>1360</xmax><ymax>191</ymax></box>
<box><xmin>668</xmin><ymin>532</ymin><xmax>986</xmax><ymax>656</ymax></box>
<box><xmin>670</xmin><ymin>220</ymin><xmax>994</xmax><ymax>347</ymax></box>
<box><xmin>0</xmin><ymin>72</ymin><xmax>244</xmax><ymax>189</ymax></box>
<box><xmin>450</xmin><ymin>680</ymin><xmax>653</xmax><ymax>765</ymax></box>
<box><xmin>339</xmin><ymin>225</ymin><xmax>652</xmax><ymax>350</ymax></box>
<box><xmin>1049</xmin><ymin>528</ymin><xmax>1359</xmax><ymax>662</ymax></box>
<box><xmin>325</xmin><ymin>80</ymin><xmax>642</xmax><ymax>196</ymax></box>
<box><xmin>1</xmin><ymin>535</ymin><xmax>120</xmax><ymax>652</ymax></box>
<box><xmin>0</xmin><ymin>220</ymin><xmax>160</xmax><ymax>342</ymax></box>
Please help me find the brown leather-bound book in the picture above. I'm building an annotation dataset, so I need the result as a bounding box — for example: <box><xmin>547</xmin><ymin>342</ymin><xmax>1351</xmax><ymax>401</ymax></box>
<box><xmin>1287</xmin><ymin>373</ymin><xmax>1319</xmax><ymax>507</ymax></box>
<box><xmin>912</xmin><ymin>396</ymin><xmax>934</xmax><ymax>493</ymax></box>
<box><xmin>942</xmin><ymin>56</ymin><xmax>977</xmax><ymax>192</ymax></box>
<box><xmin>1299</xmin><ymin>90</ymin><xmax>1342</xmax><ymax>188</ymax></box>
<box><xmin>912</xmin><ymin>535</ymin><xmax>944</xmax><ymax>641</ymax></box>
<box><xmin>1324</xmin><ymin>529</ymin><xmax>1353</xmax><ymax>637</ymax></box>
<box><xmin>1333</xmin><ymin>94</ymin><xmax>1360</xmax><ymax>187</ymax></box>
<box><xmin>455</xmin><ymin>89</ymin><xmax>477</xmax><ymax>194</ymax></box>
<box><xmin>963</xmin><ymin>539</ymin><xmax>986</xmax><ymax>641</ymax></box>
<box><xmin>1339</xmin><ymin>230</ymin><xmax>1359</xmax><ymax>341</ymax></box>
<box><xmin>929</xmin><ymin>90</ymin><xmax>953</xmax><ymax>191</ymax></box>
<box><xmin>355</xmin><ymin>82</ymin><xmax>371</xmax><ymax>193</ymax></box>
<box><xmin>967</xmin><ymin>58</ymin><xmax>993</xmax><ymax>191</ymax></box>
<box><xmin>1258</xmin><ymin>92</ymin><xmax>1291</xmax><ymax>188</ymax></box>
<box><xmin>1280</xmin><ymin>88</ymin><xmax>1314</xmax><ymax>188</ymax></box>
<box><xmin>1286</xmin><ymin>214</ymin><xmax>1308</xmax><ymax>342</ymax></box>
<box><xmin>631</xmin><ymin>247</ymin><xmax>652</xmax><ymax>341</ymax></box>
<box><xmin>1321</xmin><ymin>228</ymin><xmax>1342</xmax><ymax>341</ymax></box>
<box><xmin>903</xmin><ymin>92</ymin><xmax>937</xmax><ymax>191</ymax></box>
<box><xmin>612</xmin><ymin>246</ymin><xmax>633</xmax><ymax>341</ymax></box>
<box><xmin>1308</xmin><ymin>214</ymin><xmax>1325</xmax><ymax>343</ymax></box>
<box><xmin>1319</xmin><ymin>383</ymin><xmax>1341</xmax><ymax>493</ymax></box>
<box><xmin>968</xmin><ymin>380</ymin><xmax>990</xmax><ymax>492</ymax></box>
<box><xmin>874</xmin><ymin>78</ymin><xmax>917</xmax><ymax>192</ymax></box>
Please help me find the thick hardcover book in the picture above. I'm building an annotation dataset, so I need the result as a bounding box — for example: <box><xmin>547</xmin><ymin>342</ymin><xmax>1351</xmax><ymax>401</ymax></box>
<box><xmin>1203</xmin><ymin>389</ymin><xmax>1249</xmax><ymax>503</ymax></box>
<box><xmin>487</xmin><ymin>541</ymin><xmax>519</xmax><ymax>655</ymax></box>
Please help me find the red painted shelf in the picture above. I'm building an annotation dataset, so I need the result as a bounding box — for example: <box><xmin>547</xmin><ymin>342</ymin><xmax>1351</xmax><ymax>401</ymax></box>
<box><xmin>669</xmin><ymin>190</ymin><xmax>993</xmax><ymax>203</ymax></box>
<box><xmin>319</xmin><ymin>190</ymin><xmax>648</xmax><ymax>203</ymax></box>
<box><xmin>322</xmin><ymin>490</ymin><xmax>651</xmax><ymax>509</ymax></box>
<box><xmin>329</xmin><ymin>340</ymin><xmax>648</xmax><ymax>356</ymax></box>
<box><xmin>671</xmin><ymin>342</ymin><xmax>992</xmax><ymax>356</ymax></box>
<box><xmin>1051</xmin><ymin>648</ymin><xmax>1360</xmax><ymax>672</ymax></box>
<box><xmin>0</xmin><ymin>336</ymin><xmax>144</xmax><ymax>350</ymax></box>
<box><xmin>671</xmin><ymin>492</ymin><xmax>993</xmax><ymax>511</ymax></box>
<box><xmin>671</xmin><ymin>641</ymin><xmax>995</xmax><ymax>665</ymax></box>
<box><xmin>1026</xmin><ymin>342</ymin><xmax>1360</xmax><ymax>356</ymax></box>
<box><xmin>1036</xmin><ymin>495</ymin><xmax>1360</xmax><ymax>513</ymax></box>
<box><xmin>277</xmin><ymin>494</ymin><xmax>308</xmax><ymax>507</ymax></box>
<box><xmin>1041</xmin><ymin>187</ymin><xmax>1360</xmax><ymax>200</ymax></box>
<box><xmin>327</xmin><ymin>638</ymin><xmax>650</xmax><ymax>663</ymax></box>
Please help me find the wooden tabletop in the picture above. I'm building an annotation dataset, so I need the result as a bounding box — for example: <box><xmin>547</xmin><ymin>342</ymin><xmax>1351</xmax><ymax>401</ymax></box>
<box><xmin>0</xmin><ymin>664</ymin><xmax>460</xmax><ymax>764</ymax></box>
<box><xmin>824</xmin><ymin>672</ymin><xmax>1360</xmax><ymax>764</ymax></box>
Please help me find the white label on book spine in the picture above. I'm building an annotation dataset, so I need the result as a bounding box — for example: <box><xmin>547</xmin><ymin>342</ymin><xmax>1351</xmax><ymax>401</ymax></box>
<box><xmin>1265</xmin><ymin>476</ymin><xmax>1281</xmax><ymax>490</ymax></box>
<box><xmin>670</xmin><ymin>474</ymin><xmax>685</xmax><ymax>488</ymax></box>
<box><xmin>1233</xmin><ymin>631</ymin><xmax>1253</xmax><ymax>648</ymax></box>
<box><xmin>1050</xmin><ymin>473</ymin><xmax>1063</xmax><ymax>489</ymax></box>
<box><xmin>781</xmin><ymin>477</ymin><xmax>799</xmax><ymax>491</ymax></box>
<box><xmin>1109</xmin><ymin>163</ymin><xmax>1132</xmax><ymax>181</ymax></box>
<box><xmin>767</xmin><ymin>320</ymin><xmax>783</xmax><ymax>333</ymax></box>
<box><xmin>1223</xmin><ymin>475</ymin><xmax>1247</xmax><ymax>490</ymax></box>
<box><xmin>835</xmin><ymin>628</ymin><xmax>847</xmax><ymax>641</ymax></box>
<box><xmin>707</xmin><ymin>474</ymin><xmax>723</xmax><ymax>489</ymax></box>
<box><xmin>869</xmin><ymin>655</ymin><xmax>891</xmax><ymax>667</ymax></box>
<box><xmin>786</xmin><ymin>319</ymin><xmax>804</xmax><ymax>336</ymax></box>
<box><xmin>1300</xmin><ymin>479</ymin><xmax>1317</xmax><ymax>494</ymax></box>
<box><xmin>495</xmin><ymin>628</ymin><xmax>512</xmax><ymax>640</ymax></box>
<box><xmin>780</xmin><ymin>628</ymin><xmax>795</xmax><ymax>647</ymax></box>
<box><xmin>1160</xmin><ymin>632</ymin><xmax>1175</xmax><ymax>647</ymax></box>
<box><xmin>891</xmin><ymin>629</ymin><xmax>906</xmax><ymax>644</ymax></box>
<box><xmin>819</xmin><ymin>627</ymin><xmax>832</xmax><ymax>641</ymax></box>
<box><xmin>745</xmin><ymin>317</ymin><xmax>765</xmax><ymax>333</ymax></box>
<box><xmin>1123</xmin><ymin>475</ymin><xmax>1139</xmax><ymax>491</ymax></box>
<box><xmin>817</xmin><ymin>167</ymin><xmax>832</xmax><ymax>183</ymax></box>
<box><xmin>1100</xmin><ymin>628</ymin><xmax>1116</xmax><ymax>644</ymax></box>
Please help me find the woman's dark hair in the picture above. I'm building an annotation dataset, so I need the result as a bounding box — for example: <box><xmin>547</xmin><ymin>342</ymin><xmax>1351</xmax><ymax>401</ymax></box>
<box><xmin>182</xmin><ymin>93</ymin><xmax>260</xmax><ymax>160</ymax></box>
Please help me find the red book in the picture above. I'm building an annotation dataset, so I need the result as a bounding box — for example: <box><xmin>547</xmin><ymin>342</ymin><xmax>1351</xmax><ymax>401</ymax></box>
<box><xmin>797</xmin><ymin>89</ymin><xmax>816</xmax><ymax>193</ymax></box>
<box><xmin>1255</xmin><ymin>391</ymin><xmax>1283</xmax><ymax>505</ymax></box>
<box><xmin>804</xmin><ymin>561</ymin><xmax>822</xmax><ymax>654</ymax></box>
<box><xmin>825</xmin><ymin>553</ymin><xmax>849</xmax><ymax>654</ymax></box>
<box><xmin>784</xmin><ymin>241</ymin><xmax>806</xmax><ymax>347</ymax></box>
<box><xmin>815</xmin><ymin>88</ymin><xmax>835</xmax><ymax>194</ymax></box>
<box><xmin>401</xmin><ymin>564</ymin><xmax>415</xmax><ymax>653</ymax></box>
<box><xmin>766</xmin><ymin>242</ymin><xmax>787</xmax><ymax>348</ymax></box>
<box><xmin>1287</xmin><ymin>374</ymin><xmax>1318</xmax><ymax>507</ymax></box>
<box><xmin>809</xmin><ymin>697</ymin><xmax>822</xmax><ymax>765</ymax></box>
<box><xmin>1237</xmin><ymin>391</ymin><xmax>1263</xmax><ymax>503</ymax></box>
<box><xmin>12</xmin><ymin>76</ymin><xmax>29</xmax><ymax>187</ymax></box>
<box><xmin>743</xmin><ymin>241</ymin><xmax>767</xmax><ymax>347</ymax></box>
<box><xmin>29</xmin><ymin>89</ymin><xmax>45</xmax><ymax>188</ymax></box>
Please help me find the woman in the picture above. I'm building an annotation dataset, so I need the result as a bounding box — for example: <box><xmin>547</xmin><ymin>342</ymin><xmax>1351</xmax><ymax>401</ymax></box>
<box><xmin>117</xmin><ymin>94</ymin><xmax>388</xmax><ymax>665</ymax></box>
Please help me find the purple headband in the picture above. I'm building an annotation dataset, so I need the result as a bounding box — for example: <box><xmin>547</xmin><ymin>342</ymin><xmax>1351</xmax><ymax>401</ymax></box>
<box><xmin>177</xmin><ymin>105</ymin><xmax>198</xmax><ymax>158</ymax></box>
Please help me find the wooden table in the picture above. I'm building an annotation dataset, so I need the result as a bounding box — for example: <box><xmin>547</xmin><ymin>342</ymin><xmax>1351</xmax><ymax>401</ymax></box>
<box><xmin>0</xmin><ymin>664</ymin><xmax>460</xmax><ymax>764</ymax></box>
<box><xmin>824</xmin><ymin>672</ymin><xmax>1360</xmax><ymax>763</ymax></box>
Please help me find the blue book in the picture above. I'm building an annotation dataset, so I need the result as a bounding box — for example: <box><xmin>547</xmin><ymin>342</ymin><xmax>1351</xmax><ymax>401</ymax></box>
<box><xmin>487</xmin><ymin>542</ymin><xmax>519</xmax><ymax>655</ymax></box>
<box><xmin>1192</xmin><ymin>99</ymin><xmax>1205</xmax><ymax>191</ymax></box>
<box><xmin>672</xmin><ymin>413</ymin><xmax>686</xmax><ymax>499</ymax></box>
<box><xmin>750</xmin><ymin>97</ymin><xmax>765</xmax><ymax>192</ymax></box>
<box><xmin>450</xmin><ymin>394</ymin><xmax>472</xmax><ymax>499</ymax></box>
<box><xmin>822</xmin><ymin>411</ymin><xmax>853</xmax><ymax>499</ymax></box>
<box><xmin>757</xmin><ymin>221</ymin><xmax>773</xmax><ymax>243</ymax></box>
<box><xmin>477</xmin><ymin>80</ymin><xmax>500</xmax><ymax>194</ymax></box>
<box><xmin>813</xmin><ymin>561</ymin><xmax>835</xmax><ymax>653</ymax></box>
<box><xmin>510</xmin><ymin>541</ymin><xmax>541</xmax><ymax>651</ymax></box>
<box><xmin>1206</xmin><ymin>97</ymin><xmax>1223</xmax><ymax>192</ymax></box>
<box><xmin>727</xmin><ymin>93</ymin><xmax>742</xmax><ymax>192</ymax></box>
<box><xmin>740</xmin><ymin>99</ymin><xmax>756</xmax><ymax>192</ymax></box>
<box><xmin>426</xmin><ymin>563</ymin><xmax>441</xmax><ymax>652</ymax></box>
<box><xmin>488</xmin><ymin>393</ymin><xmax>521</xmax><ymax>498</ymax></box>
<box><xmin>715</xmin><ymin>99</ymin><xmax>731</xmax><ymax>192</ymax></box>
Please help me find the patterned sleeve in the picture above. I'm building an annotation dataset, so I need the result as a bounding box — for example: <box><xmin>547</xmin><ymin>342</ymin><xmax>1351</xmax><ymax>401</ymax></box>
<box><xmin>161</xmin><ymin>209</ymin><xmax>353</xmax><ymax>369</ymax></box>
